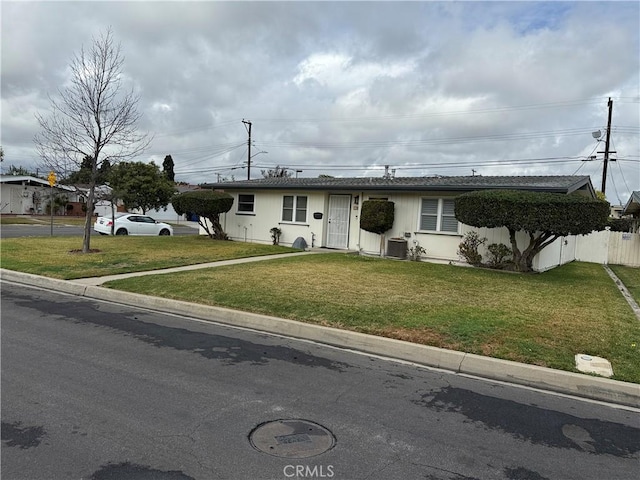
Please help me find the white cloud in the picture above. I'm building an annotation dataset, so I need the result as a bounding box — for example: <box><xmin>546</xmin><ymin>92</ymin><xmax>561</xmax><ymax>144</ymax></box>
<box><xmin>1</xmin><ymin>1</ymin><xmax>638</xmax><ymax>202</ymax></box>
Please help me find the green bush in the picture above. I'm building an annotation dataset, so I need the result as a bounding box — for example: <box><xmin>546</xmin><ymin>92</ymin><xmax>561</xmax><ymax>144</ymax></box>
<box><xmin>172</xmin><ymin>190</ymin><xmax>234</xmax><ymax>239</ymax></box>
<box><xmin>360</xmin><ymin>200</ymin><xmax>394</xmax><ymax>234</ymax></box>
<box><xmin>607</xmin><ymin>217</ymin><xmax>633</xmax><ymax>232</ymax></box>
<box><xmin>455</xmin><ymin>190</ymin><xmax>609</xmax><ymax>272</ymax></box>
<box><xmin>457</xmin><ymin>231</ymin><xmax>486</xmax><ymax>266</ymax></box>
<box><xmin>487</xmin><ymin>243</ymin><xmax>512</xmax><ymax>268</ymax></box>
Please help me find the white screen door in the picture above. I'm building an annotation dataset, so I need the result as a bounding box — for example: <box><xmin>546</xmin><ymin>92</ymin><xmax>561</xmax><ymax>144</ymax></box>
<box><xmin>327</xmin><ymin>195</ymin><xmax>350</xmax><ymax>249</ymax></box>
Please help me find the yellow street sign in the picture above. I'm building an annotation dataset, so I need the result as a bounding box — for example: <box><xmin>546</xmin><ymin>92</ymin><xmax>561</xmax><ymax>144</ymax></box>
<box><xmin>48</xmin><ymin>171</ymin><xmax>56</xmax><ymax>187</ymax></box>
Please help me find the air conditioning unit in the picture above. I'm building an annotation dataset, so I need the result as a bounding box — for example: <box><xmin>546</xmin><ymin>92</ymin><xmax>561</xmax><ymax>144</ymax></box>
<box><xmin>387</xmin><ymin>238</ymin><xmax>407</xmax><ymax>259</ymax></box>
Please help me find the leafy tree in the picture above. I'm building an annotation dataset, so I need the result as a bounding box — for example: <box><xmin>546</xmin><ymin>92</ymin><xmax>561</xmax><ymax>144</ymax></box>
<box><xmin>109</xmin><ymin>162</ymin><xmax>176</xmax><ymax>214</ymax></box>
<box><xmin>455</xmin><ymin>190</ymin><xmax>609</xmax><ymax>272</ymax></box>
<box><xmin>172</xmin><ymin>190</ymin><xmax>233</xmax><ymax>239</ymax></box>
<box><xmin>360</xmin><ymin>200</ymin><xmax>395</xmax><ymax>256</ymax></box>
<box><xmin>261</xmin><ymin>165</ymin><xmax>292</xmax><ymax>178</ymax></box>
<box><xmin>34</xmin><ymin>29</ymin><xmax>150</xmax><ymax>253</ymax></box>
<box><xmin>0</xmin><ymin>146</ymin><xmax>4</xmax><ymax>162</ymax></box>
<box><xmin>65</xmin><ymin>156</ymin><xmax>111</xmax><ymax>185</ymax></box>
<box><xmin>163</xmin><ymin>155</ymin><xmax>175</xmax><ymax>182</ymax></box>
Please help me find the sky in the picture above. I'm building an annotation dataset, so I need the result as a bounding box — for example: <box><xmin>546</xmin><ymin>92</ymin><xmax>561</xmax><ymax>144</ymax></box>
<box><xmin>1</xmin><ymin>1</ymin><xmax>639</xmax><ymax>204</ymax></box>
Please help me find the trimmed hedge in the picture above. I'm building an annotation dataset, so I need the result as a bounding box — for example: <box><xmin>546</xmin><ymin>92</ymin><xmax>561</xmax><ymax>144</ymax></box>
<box><xmin>454</xmin><ymin>190</ymin><xmax>609</xmax><ymax>236</ymax></box>
<box><xmin>172</xmin><ymin>190</ymin><xmax>234</xmax><ymax>239</ymax></box>
<box><xmin>172</xmin><ymin>190</ymin><xmax>234</xmax><ymax>217</ymax></box>
<box><xmin>360</xmin><ymin>200</ymin><xmax>395</xmax><ymax>234</ymax></box>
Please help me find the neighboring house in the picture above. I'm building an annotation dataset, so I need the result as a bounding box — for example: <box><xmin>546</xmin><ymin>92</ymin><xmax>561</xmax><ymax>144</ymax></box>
<box><xmin>609</xmin><ymin>205</ymin><xmax>624</xmax><ymax>219</ymax></box>
<box><xmin>54</xmin><ymin>183</ymin><xmax>126</xmax><ymax>217</ymax></box>
<box><xmin>0</xmin><ymin>175</ymin><xmax>79</xmax><ymax>214</ymax></box>
<box><xmin>621</xmin><ymin>191</ymin><xmax>640</xmax><ymax>233</ymax></box>
<box><xmin>204</xmin><ymin>175</ymin><xmax>597</xmax><ymax>271</ymax></box>
<box><xmin>133</xmin><ymin>184</ymin><xmax>203</xmax><ymax>221</ymax></box>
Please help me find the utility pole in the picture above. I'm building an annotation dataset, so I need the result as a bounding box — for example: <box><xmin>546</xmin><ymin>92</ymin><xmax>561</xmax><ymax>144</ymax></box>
<box><xmin>242</xmin><ymin>119</ymin><xmax>252</xmax><ymax>180</ymax></box>
<box><xmin>598</xmin><ymin>98</ymin><xmax>614</xmax><ymax>194</ymax></box>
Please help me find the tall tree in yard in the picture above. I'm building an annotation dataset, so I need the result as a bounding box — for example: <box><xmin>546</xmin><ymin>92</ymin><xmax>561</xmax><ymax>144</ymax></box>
<box><xmin>455</xmin><ymin>190</ymin><xmax>609</xmax><ymax>272</ymax></box>
<box><xmin>163</xmin><ymin>155</ymin><xmax>175</xmax><ymax>182</ymax></box>
<box><xmin>109</xmin><ymin>162</ymin><xmax>176</xmax><ymax>214</ymax></box>
<box><xmin>172</xmin><ymin>190</ymin><xmax>234</xmax><ymax>239</ymax></box>
<box><xmin>34</xmin><ymin>29</ymin><xmax>150</xmax><ymax>253</ymax></box>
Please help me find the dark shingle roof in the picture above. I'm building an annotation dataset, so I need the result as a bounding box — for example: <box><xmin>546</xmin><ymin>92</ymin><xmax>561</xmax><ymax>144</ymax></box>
<box><xmin>622</xmin><ymin>191</ymin><xmax>640</xmax><ymax>216</ymax></box>
<box><xmin>204</xmin><ymin>175</ymin><xmax>594</xmax><ymax>195</ymax></box>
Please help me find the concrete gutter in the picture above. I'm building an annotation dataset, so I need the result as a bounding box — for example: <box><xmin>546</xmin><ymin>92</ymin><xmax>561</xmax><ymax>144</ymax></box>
<box><xmin>2</xmin><ymin>268</ymin><xmax>639</xmax><ymax>409</ymax></box>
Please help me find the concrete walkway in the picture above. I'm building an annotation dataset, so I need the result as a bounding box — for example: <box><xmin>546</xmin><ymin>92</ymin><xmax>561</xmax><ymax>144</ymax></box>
<box><xmin>603</xmin><ymin>265</ymin><xmax>640</xmax><ymax>321</ymax></box>
<box><xmin>71</xmin><ymin>250</ymin><xmax>325</xmax><ymax>286</ymax></box>
<box><xmin>1</xmin><ymin>253</ymin><xmax>639</xmax><ymax>409</ymax></box>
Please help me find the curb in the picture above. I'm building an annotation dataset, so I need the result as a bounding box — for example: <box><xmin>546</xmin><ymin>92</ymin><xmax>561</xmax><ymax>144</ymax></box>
<box><xmin>2</xmin><ymin>268</ymin><xmax>639</xmax><ymax>409</ymax></box>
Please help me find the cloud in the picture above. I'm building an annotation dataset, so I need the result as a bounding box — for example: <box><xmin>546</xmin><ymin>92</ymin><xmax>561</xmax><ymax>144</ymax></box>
<box><xmin>1</xmin><ymin>1</ymin><xmax>638</xmax><ymax>203</ymax></box>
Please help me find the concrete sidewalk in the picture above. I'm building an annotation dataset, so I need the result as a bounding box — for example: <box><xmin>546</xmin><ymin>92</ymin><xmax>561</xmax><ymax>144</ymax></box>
<box><xmin>71</xmin><ymin>251</ymin><xmax>324</xmax><ymax>285</ymax></box>
<box><xmin>1</xmin><ymin>256</ymin><xmax>639</xmax><ymax>409</ymax></box>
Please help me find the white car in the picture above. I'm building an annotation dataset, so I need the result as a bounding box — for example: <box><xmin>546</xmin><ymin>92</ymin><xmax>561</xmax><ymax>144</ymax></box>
<box><xmin>94</xmin><ymin>213</ymin><xmax>174</xmax><ymax>236</ymax></box>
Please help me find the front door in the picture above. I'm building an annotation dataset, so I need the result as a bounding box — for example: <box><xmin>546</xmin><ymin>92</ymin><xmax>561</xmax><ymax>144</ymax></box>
<box><xmin>326</xmin><ymin>195</ymin><xmax>350</xmax><ymax>249</ymax></box>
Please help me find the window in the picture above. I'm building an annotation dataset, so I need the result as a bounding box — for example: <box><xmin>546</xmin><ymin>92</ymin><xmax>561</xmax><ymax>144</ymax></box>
<box><xmin>419</xmin><ymin>198</ymin><xmax>459</xmax><ymax>233</ymax></box>
<box><xmin>237</xmin><ymin>194</ymin><xmax>255</xmax><ymax>213</ymax></box>
<box><xmin>282</xmin><ymin>195</ymin><xmax>308</xmax><ymax>223</ymax></box>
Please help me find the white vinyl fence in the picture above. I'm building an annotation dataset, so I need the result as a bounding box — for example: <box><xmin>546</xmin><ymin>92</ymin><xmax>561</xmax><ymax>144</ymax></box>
<box><xmin>575</xmin><ymin>230</ymin><xmax>640</xmax><ymax>267</ymax></box>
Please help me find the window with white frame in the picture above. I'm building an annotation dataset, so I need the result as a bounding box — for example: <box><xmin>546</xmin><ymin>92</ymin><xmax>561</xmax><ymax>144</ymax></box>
<box><xmin>237</xmin><ymin>194</ymin><xmax>255</xmax><ymax>213</ymax></box>
<box><xmin>419</xmin><ymin>198</ymin><xmax>459</xmax><ymax>233</ymax></box>
<box><xmin>282</xmin><ymin>195</ymin><xmax>307</xmax><ymax>223</ymax></box>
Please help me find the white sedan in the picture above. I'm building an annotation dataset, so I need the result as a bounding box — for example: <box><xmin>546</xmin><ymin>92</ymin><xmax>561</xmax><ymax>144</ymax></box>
<box><xmin>94</xmin><ymin>213</ymin><xmax>174</xmax><ymax>236</ymax></box>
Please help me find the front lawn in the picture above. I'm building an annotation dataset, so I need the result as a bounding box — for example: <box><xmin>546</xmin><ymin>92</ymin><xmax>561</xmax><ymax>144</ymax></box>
<box><xmin>104</xmin><ymin>255</ymin><xmax>640</xmax><ymax>383</ymax></box>
<box><xmin>609</xmin><ymin>265</ymin><xmax>640</xmax><ymax>305</ymax></box>
<box><xmin>0</xmin><ymin>236</ymin><xmax>297</xmax><ymax>279</ymax></box>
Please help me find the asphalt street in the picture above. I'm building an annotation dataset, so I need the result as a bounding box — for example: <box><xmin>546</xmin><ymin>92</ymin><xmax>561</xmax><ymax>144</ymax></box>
<box><xmin>0</xmin><ymin>223</ymin><xmax>198</xmax><ymax>238</ymax></box>
<box><xmin>1</xmin><ymin>282</ymin><xmax>639</xmax><ymax>480</ymax></box>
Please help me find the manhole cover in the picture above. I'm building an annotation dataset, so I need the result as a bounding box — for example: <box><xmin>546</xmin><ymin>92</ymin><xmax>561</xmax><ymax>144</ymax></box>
<box><xmin>249</xmin><ymin>419</ymin><xmax>335</xmax><ymax>458</ymax></box>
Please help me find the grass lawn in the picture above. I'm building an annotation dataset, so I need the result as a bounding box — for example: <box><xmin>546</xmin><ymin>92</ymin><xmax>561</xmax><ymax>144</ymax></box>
<box><xmin>2</xmin><ymin>234</ymin><xmax>638</xmax><ymax>383</ymax></box>
<box><xmin>0</xmin><ymin>236</ymin><xmax>297</xmax><ymax>279</ymax></box>
<box><xmin>609</xmin><ymin>265</ymin><xmax>640</xmax><ymax>305</ymax></box>
<box><xmin>104</xmin><ymin>255</ymin><xmax>640</xmax><ymax>383</ymax></box>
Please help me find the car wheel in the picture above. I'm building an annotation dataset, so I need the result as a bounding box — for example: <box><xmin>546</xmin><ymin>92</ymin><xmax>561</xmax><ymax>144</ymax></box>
<box><xmin>115</xmin><ymin>228</ymin><xmax>128</xmax><ymax>235</ymax></box>
<box><xmin>159</xmin><ymin>229</ymin><xmax>171</xmax><ymax>236</ymax></box>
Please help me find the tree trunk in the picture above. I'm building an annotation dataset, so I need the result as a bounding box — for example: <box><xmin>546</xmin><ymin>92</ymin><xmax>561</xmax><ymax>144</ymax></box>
<box><xmin>82</xmin><ymin>182</ymin><xmax>96</xmax><ymax>253</ymax></box>
<box><xmin>110</xmin><ymin>199</ymin><xmax>116</xmax><ymax>235</ymax></box>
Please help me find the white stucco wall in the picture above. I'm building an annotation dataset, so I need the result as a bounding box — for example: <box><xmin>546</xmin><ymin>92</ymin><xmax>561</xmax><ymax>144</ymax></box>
<box><xmin>203</xmin><ymin>189</ymin><xmax>598</xmax><ymax>272</ymax></box>
<box><xmin>217</xmin><ymin>190</ymin><xmax>327</xmax><ymax>247</ymax></box>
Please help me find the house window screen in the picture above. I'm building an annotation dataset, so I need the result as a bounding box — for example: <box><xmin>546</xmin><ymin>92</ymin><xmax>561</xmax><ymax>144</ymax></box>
<box><xmin>282</xmin><ymin>196</ymin><xmax>294</xmax><ymax>221</ymax></box>
<box><xmin>238</xmin><ymin>194</ymin><xmax>255</xmax><ymax>213</ymax></box>
<box><xmin>282</xmin><ymin>195</ymin><xmax>308</xmax><ymax>223</ymax></box>
<box><xmin>295</xmin><ymin>196</ymin><xmax>307</xmax><ymax>222</ymax></box>
<box><xmin>420</xmin><ymin>198</ymin><xmax>459</xmax><ymax>233</ymax></box>
<box><xmin>440</xmin><ymin>199</ymin><xmax>458</xmax><ymax>232</ymax></box>
<box><xmin>420</xmin><ymin>199</ymin><xmax>438</xmax><ymax>231</ymax></box>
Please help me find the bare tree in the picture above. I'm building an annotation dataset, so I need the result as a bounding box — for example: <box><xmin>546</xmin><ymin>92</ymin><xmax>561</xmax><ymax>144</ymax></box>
<box><xmin>34</xmin><ymin>29</ymin><xmax>150</xmax><ymax>253</ymax></box>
